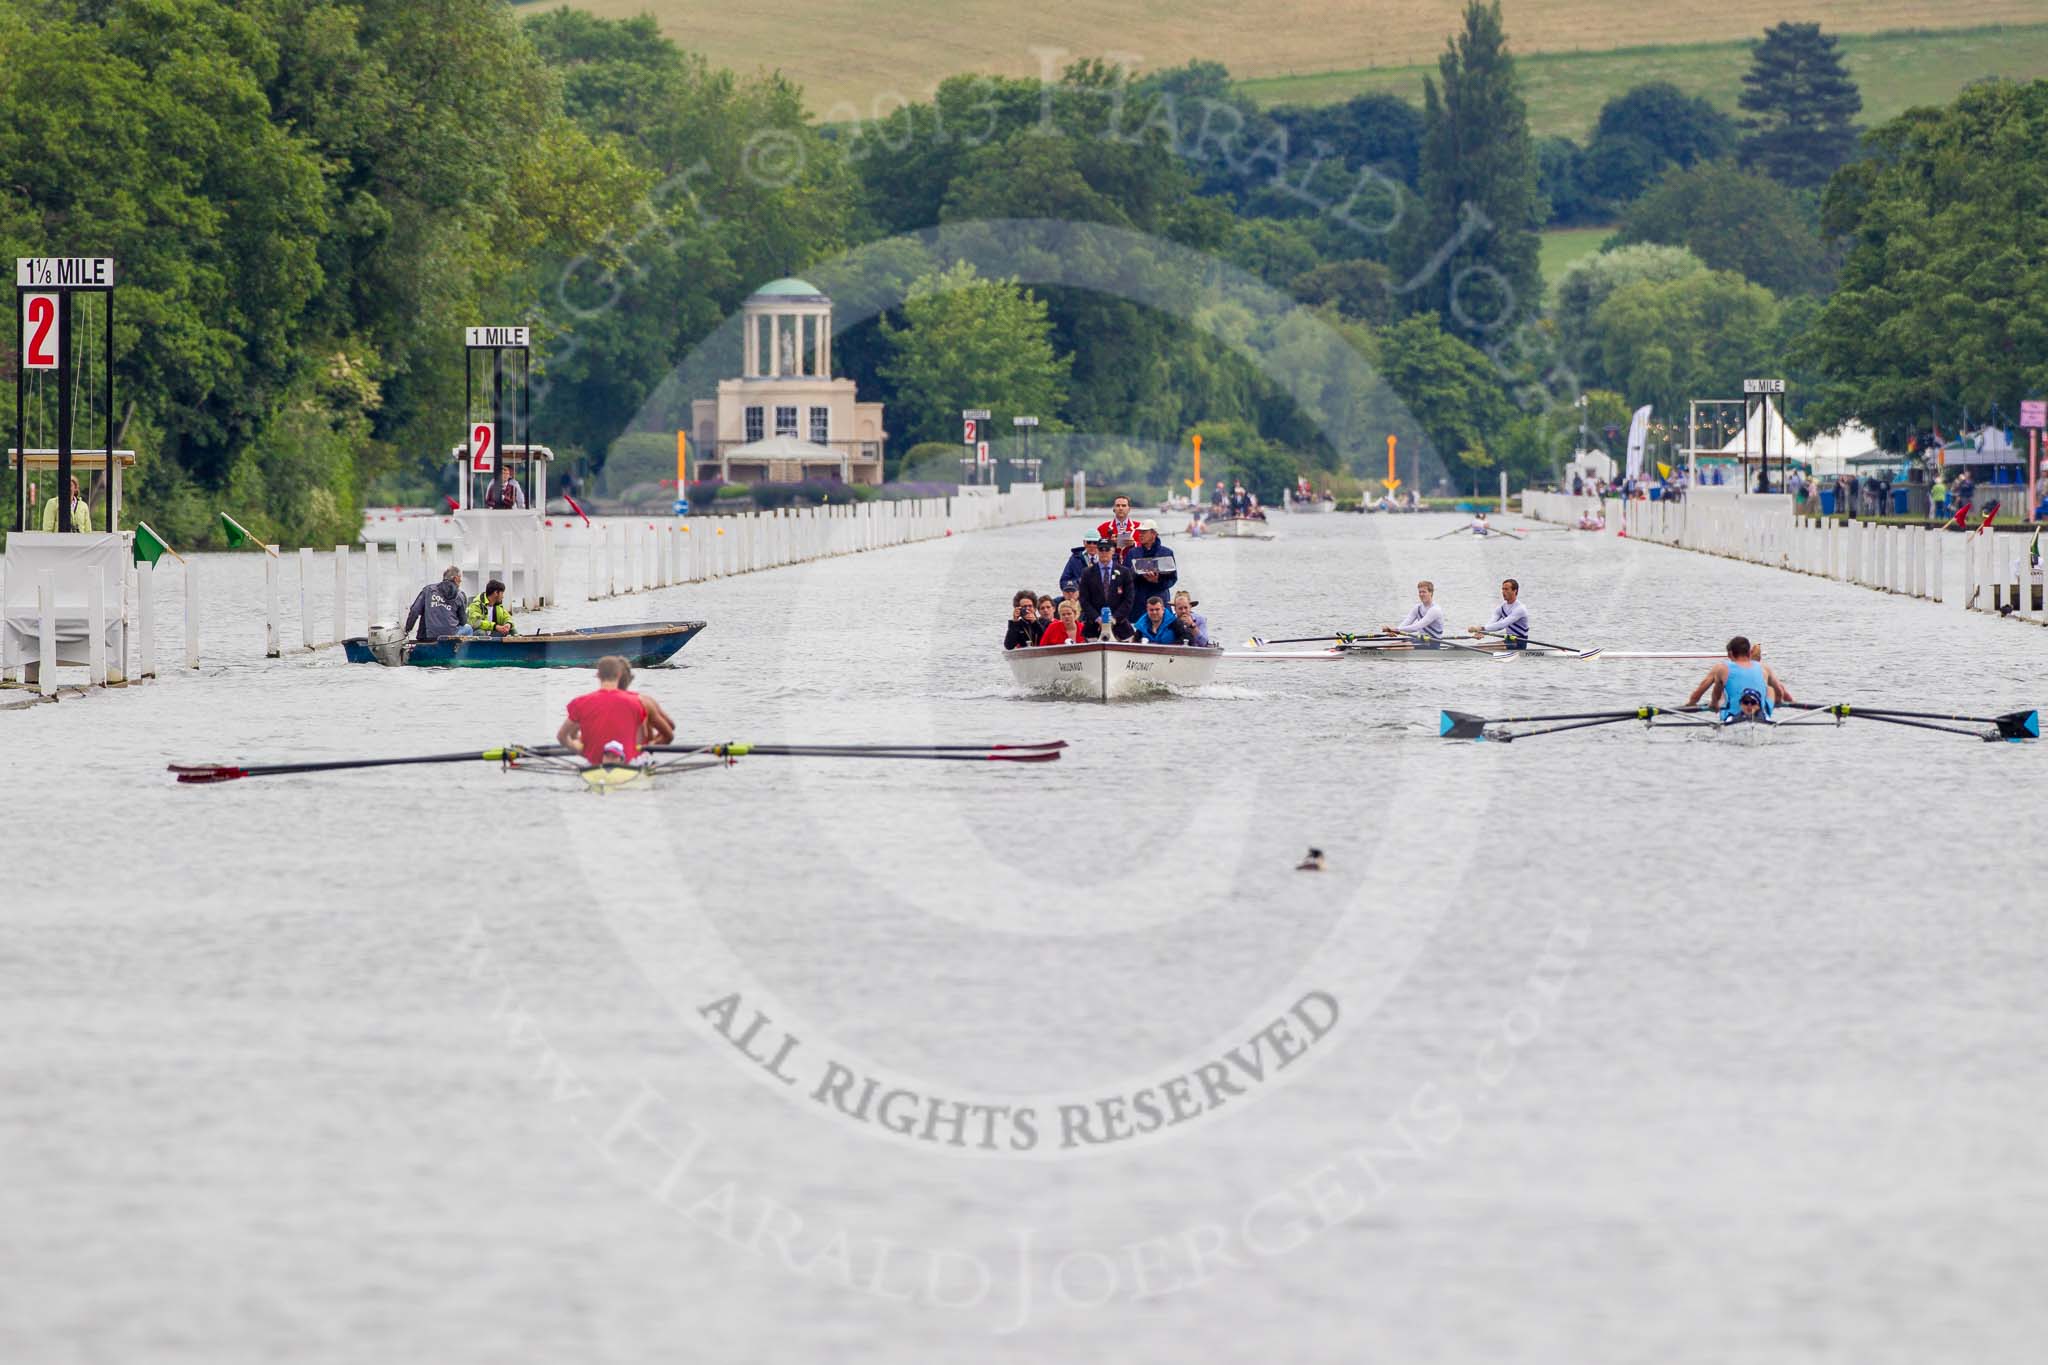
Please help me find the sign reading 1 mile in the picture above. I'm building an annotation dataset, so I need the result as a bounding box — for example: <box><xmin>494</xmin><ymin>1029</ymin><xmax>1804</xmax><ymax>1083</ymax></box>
<box><xmin>465</xmin><ymin>326</ymin><xmax>529</xmax><ymax>349</ymax></box>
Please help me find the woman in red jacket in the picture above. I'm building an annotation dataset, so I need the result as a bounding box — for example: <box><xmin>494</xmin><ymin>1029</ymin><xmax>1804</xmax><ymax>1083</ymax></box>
<box><xmin>1038</xmin><ymin>599</ymin><xmax>1087</xmax><ymax>646</ymax></box>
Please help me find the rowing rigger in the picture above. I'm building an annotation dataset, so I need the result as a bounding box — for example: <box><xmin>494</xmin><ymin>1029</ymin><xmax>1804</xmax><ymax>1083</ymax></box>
<box><xmin>170</xmin><ymin>740</ymin><xmax>1067</xmax><ymax>785</ymax></box>
<box><xmin>1439</xmin><ymin>705</ymin><xmax>2041</xmax><ymax>744</ymax></box>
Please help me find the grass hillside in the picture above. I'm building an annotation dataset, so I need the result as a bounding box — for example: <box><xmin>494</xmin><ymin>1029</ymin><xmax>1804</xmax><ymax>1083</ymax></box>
<box><xmin>528</xmin><ymin>0</ymin><xmax>2048</xmax><ymax>119</ymax></box>
<box><xmin>1539</xmin><ymin>227</ymin><xmax>1612</xmax><ymax>298</ymax></box>
<box><xmin>1241</xmin><ymin>23</ymin><xmax>2048</xmax><ymax>136</ymax></box>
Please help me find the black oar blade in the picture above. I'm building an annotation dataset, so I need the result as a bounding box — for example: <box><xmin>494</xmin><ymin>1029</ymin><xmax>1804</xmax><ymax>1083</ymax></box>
<box><xmin>1993</xmin><ymin>709</ymin><xmax>2040</xmax><ymax>742</ymax></box>
<box><xmin>1440</xmin><ymin>710</ymin><xmax>1491</xmax><ymax>740</ymax></box>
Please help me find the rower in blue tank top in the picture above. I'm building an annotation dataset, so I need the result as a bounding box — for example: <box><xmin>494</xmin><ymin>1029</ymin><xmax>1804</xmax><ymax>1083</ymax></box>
<box><xmin>1719</xmin><ymin>657</ymin><xmax>1771</xmax><ymax>720</ymax></box>
<box><xmin>1687</xmin><ymin>636</ymin><xmax>1794</xmax><ymax>719</ymax></box>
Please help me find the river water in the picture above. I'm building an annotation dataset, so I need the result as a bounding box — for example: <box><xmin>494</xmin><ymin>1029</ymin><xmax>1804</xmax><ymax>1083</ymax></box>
<box><xmin>4</xmin><ymin>511</ymin><xmax>2045</xmax><ymax>1363</ymax></box>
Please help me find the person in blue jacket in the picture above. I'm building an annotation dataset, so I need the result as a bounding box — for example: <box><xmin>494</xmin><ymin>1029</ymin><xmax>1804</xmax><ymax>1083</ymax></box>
<box><xmin>1131</xmin><ymin>595</ymin><xmax>1178</xmax><ymax>643</ymax></box>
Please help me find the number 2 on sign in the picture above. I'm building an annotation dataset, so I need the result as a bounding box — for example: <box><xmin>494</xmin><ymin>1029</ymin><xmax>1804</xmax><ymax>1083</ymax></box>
<box><xmin>471</xmin><ymin>422</ymin><xmax>495</xmax><ymax>473</ymax></box>
<box><xmin>23</xmin><ymin>294</ymin><xmax>58</xmax><ymax>370</ymax></box>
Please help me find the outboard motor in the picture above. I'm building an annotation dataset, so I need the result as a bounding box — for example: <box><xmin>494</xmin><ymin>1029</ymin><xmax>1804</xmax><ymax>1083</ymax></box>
<box><xmin>366</xmin><ymin>622</ymin><xmax>409</xmax><ymax>667</ymax></box>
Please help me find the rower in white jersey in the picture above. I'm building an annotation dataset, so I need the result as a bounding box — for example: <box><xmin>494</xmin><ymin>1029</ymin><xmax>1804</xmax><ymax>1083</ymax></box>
<box><xmin>1469</xmin><ymin>511</ymin><xmax>1492</xmax><ymax>535</ymax></box>
<box><xmin>1468</xmin><ymin>578</ymin><xmax>1529</xmax><ymax>649</ymax></box>
<box><xmin>1686</xmin><ymin>635</ymin><xmax>1794</xmax><ymax>719</ymax></box>
<box><xmin>1380</xmin><ymin>580</ymin><xmax>1445</xmax><ymax>645</ymax></box>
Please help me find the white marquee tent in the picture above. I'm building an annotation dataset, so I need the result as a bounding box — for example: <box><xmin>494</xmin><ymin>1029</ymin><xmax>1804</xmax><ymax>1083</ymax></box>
<box><xmin>1709</xmin><ymin>398</ymin><xmax>1883</xmax><ymax>477</ymax></box>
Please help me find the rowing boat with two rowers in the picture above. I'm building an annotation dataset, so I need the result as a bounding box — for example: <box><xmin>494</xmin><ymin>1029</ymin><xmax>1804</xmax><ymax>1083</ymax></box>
<box><xmin>1236</xmin><ymin>577</ymin><xmax>1723</xmax><ymax>661</ymax></box>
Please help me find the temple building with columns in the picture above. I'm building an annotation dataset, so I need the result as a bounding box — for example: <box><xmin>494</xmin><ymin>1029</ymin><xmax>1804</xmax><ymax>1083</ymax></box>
<box><xmin>692</xmin><ymin>278</ymin><xmax>888</xmax><ymax>485</ymax></box>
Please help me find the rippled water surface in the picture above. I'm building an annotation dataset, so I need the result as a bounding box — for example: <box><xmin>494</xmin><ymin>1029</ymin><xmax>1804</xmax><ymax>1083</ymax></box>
<box><xmin>5</xmin><ymin>511</ymin><xmax>2046</xmax><ymax>1363</ymax></box>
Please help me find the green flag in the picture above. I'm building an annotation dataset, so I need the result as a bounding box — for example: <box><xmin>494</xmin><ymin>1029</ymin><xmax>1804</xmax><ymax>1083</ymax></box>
<box><xmin>2031</xmin><ymin>529</ymin><xmax>2040</xmax><ymax>569</ymax></box>
<box><xmin>132</xmin><ymin>521</ymin><xmax>175</xmax><ymax>566</ymax></box>
<box><xmin>220</xmin><ymin>511</ymin><xmax>255</xmax><ymax>549</ymax></box>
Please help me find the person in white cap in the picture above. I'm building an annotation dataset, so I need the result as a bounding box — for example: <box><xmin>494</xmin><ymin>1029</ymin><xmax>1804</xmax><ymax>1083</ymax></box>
<box><xmin>1126</xmin><ymin>519</ymin><xmax>1177</xmax><ymax>611</ymax></box>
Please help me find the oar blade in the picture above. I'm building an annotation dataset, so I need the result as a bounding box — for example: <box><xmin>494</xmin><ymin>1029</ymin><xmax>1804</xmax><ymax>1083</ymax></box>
<box><xmin>174</xmin><ymin>767</ymin><xmax>246</xmax><ymax>784</ymax></box>
<box><xmin>1440</xmin><ymin>709</ymin><xmax>1490</xmax><ymax>740</ymax></box>
<box><xmin>1993</xmin><ymin>709</ymin><xmax>2040</xmax><ymax>742</ymax></box>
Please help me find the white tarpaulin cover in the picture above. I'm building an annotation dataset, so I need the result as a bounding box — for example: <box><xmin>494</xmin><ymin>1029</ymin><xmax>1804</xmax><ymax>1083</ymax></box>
<box><xmin>2</xmin><ymin>531</ymin><xmax>127</xmax><ymax>665</ymax></box>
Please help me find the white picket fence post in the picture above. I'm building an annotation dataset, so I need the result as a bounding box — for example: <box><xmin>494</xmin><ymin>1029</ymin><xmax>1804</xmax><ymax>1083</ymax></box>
<box><xmin>332</xmin><ymin>546</ymin><xmax>349</xmax><ymax>645</ymax></box>
<box><xmin>137</xmin><ymin>560</ymin><xmax>157</xmax><ymax>679</ymax></box>
<box><xmin>265</xmin><ymin>548</ymin><xmax>282</xmax><ymax>657</ymax></box>
<box><xmin>37</xmin><ymin>572</ymin><xmax>56</xmax><ymax>696</ymax></box>
<box><xmin>85</xmin><ymin>569</ymin><xmax>106</xmax><ymax>686</ymax></box>
<box><xmin>364</xmin><ymin>544</ymin><xmax>380</xmax><ymax>633</ymax></box>
<box><xmin>184</xmin><ymin>559</ymin><xmax>200</xmax><ymax>668</ymax></box>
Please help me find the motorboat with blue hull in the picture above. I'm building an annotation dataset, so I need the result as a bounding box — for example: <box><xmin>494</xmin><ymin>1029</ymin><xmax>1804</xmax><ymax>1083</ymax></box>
<box><xmin>342</xmin><ymin>621</ymin><xmax>705</xmax><ymax>668</ymax></box>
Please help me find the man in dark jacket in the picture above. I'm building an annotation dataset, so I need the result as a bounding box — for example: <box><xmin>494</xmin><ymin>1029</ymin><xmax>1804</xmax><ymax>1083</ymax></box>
<box><xmin>1077</xmin><ymin>535</ymin><xmax>1135</xmax><ymax>640</ymax></box>
<box><xmin>1125</xmin><ymin>521</ymin><xmax>1177</xmax><ymax>617</ymax></box>
<box><xmin>403</xmin><ymin>566</ymin><xmax>469</xmax><ymax>642</ymax></box>
<box><xmin>1058</xmin><ymin>542</ymin><xmax>1092</xmax><ymax>594</ymax></box>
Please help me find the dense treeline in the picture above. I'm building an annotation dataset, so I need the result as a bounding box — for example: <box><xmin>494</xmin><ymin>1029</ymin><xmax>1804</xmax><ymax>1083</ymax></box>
<box><xmin>2</xmin><ymin>0</ymin><xmax>2044</xmax><ymax>542</ymax></box>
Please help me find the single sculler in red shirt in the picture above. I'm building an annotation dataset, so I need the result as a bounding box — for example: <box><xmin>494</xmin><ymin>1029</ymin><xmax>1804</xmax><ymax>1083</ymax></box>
<box><xmin>559</xmin><ymin>655</ymin><xmax>649</xmax><ymax>764</ymax></box>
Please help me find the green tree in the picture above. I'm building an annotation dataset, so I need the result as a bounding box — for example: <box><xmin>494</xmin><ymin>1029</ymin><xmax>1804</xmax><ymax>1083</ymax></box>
<box><xmin>879</xmin><ymin>262</ymin><xmax>1071</xmax><ymax>448</ymax></box>
<box><xmin>1595</xmin><ymin>83</ymin><xmax>1736</xmax><ymax>171</ymax></box>
<box><xmin>1550</xmin><ymin>244</ymin><xmax>1708</xmax><ymax>385</ymax></box>
<box><xmin>1397</xmin><ymin>1</ymin><xmax>1543</xmax><ymax>345</ymax></box>
<box><xmin>1611</xmin><ymin>161</ymin><xmax>1833</xmax><ymax>295</ymax></box>
<box><xmin>1375</xmin><ymin>313</ymin><xmax>1515</xmax><ymax>488</ymax></box>
<box><xmin>1291</xmin><ymin>259</ymin><xmax>1397</xmax><ymax>325</ymax></box>
<box><xmin>1591</xmin><ymin>270</ymin><xmax>1781</xmax><ymax>418</ymax></box>
<box><xmin>0</xmin><ymin>0</ymin><xmax>331</xmax><ymax>487</ymax></box>
<box><xmin>1738</xmin><ymin>22</ymin><xmax>1862</xmax><ymax>190</ymax></box>
<box><xmin>523</xmin><ymin>10</ymin><xmax>857</xmax><ymax>466</ymax></box>
<box><xmin>1798</xmin><ymin>80</ymin><xmax>2048</xmax><ymax>439</ymax></box>
<box><xmin>1535</xmin><ymin>135</ymin><xmax>1593</xmax><ymax>226</ymax></box>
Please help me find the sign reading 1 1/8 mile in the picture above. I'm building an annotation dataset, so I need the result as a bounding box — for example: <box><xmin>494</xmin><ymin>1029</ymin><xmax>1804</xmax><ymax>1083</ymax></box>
<box><xmin>17</xmin><ymin>257</ymin><xmax>114</xmax><ymax>288</ymax></box>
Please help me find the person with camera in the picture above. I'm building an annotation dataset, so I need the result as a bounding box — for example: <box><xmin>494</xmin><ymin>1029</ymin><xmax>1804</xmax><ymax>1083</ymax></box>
<box><xmin>1003</xmin><ymin>588</ymin><xmax>1041</xmax><ymax>650</ymax></box>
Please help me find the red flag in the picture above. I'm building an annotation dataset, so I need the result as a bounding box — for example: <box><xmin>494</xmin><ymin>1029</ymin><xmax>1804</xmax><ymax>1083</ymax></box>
<box><xmin>1975</xmin><ymin>500</ymin><xmax>2000</xmax><ymax>535</ymax></box>
<box><xmin>563</xmin><ymin>491</ymin><xmax>592</xmax><ymax>527</ymax></box>
<box><xmin>443</xmin><ymin>494</ymin><xmax>458</xmax><ymax>512</ymax></box>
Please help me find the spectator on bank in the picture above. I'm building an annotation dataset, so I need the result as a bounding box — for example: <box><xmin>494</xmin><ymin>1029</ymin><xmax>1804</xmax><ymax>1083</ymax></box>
<box><xmin>1930</xmin><ymin>472</ymin><xmax>1948</xmax><ymax>522</ymax></box>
